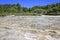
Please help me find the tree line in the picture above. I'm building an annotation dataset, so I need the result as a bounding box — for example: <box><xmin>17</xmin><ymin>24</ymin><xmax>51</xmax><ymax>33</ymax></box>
<box><xmin>0</xmin><ymin>3</ymin><xmax>60</xmax><ymax>16</ymax></box>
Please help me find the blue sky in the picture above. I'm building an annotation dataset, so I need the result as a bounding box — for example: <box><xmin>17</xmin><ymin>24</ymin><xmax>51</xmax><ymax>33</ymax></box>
<box><xmin>0</xmin><ymin>0</ymin><xmax>60</xmax><ymax>8</ymax></box>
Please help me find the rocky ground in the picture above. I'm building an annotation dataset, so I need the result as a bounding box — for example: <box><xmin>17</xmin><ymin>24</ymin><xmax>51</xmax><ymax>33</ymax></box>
<box><xmin>0</xmin><ymin>16</ymin><xmax>60</xmax><ymax>40</ymax></box>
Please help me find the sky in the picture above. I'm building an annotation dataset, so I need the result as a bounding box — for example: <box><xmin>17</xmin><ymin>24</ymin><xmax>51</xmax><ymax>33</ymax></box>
<box><xmin>0</xmin><ymin>0</ymin><xmax>60</xmax><ymax>8</ymax></box>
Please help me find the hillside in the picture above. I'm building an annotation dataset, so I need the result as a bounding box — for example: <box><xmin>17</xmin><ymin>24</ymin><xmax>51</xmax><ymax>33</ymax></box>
<box><xmin>0</xmin><ymin>3</ymin><xmax>60</xmax><ymax>16</ymax></box>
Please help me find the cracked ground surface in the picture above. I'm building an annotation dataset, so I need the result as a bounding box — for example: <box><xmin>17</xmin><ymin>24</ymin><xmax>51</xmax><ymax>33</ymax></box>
<box><xmin>0</xmin><ymin>16</ymin><xmax>60</xmax><ymax>40</ymax></box>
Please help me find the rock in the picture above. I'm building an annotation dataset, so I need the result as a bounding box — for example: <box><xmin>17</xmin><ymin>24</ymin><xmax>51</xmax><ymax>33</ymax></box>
<box><xmin>0</xmin><ymin>16</ymin><xmax>60</xmax><ymax>40</ymax></box>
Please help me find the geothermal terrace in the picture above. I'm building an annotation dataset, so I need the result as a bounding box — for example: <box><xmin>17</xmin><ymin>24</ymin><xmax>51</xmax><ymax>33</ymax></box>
<box><xmin>0</xmin><ymin>16</ymin><xmax>60</xmax><ymax>40</ymax></box>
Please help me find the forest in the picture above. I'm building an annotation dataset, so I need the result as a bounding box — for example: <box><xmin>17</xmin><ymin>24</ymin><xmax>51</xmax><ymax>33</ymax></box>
<box><xmin>0</xmin><ymin>3</ymin><xmax>60</xmax><ymax>16</ymax></box>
